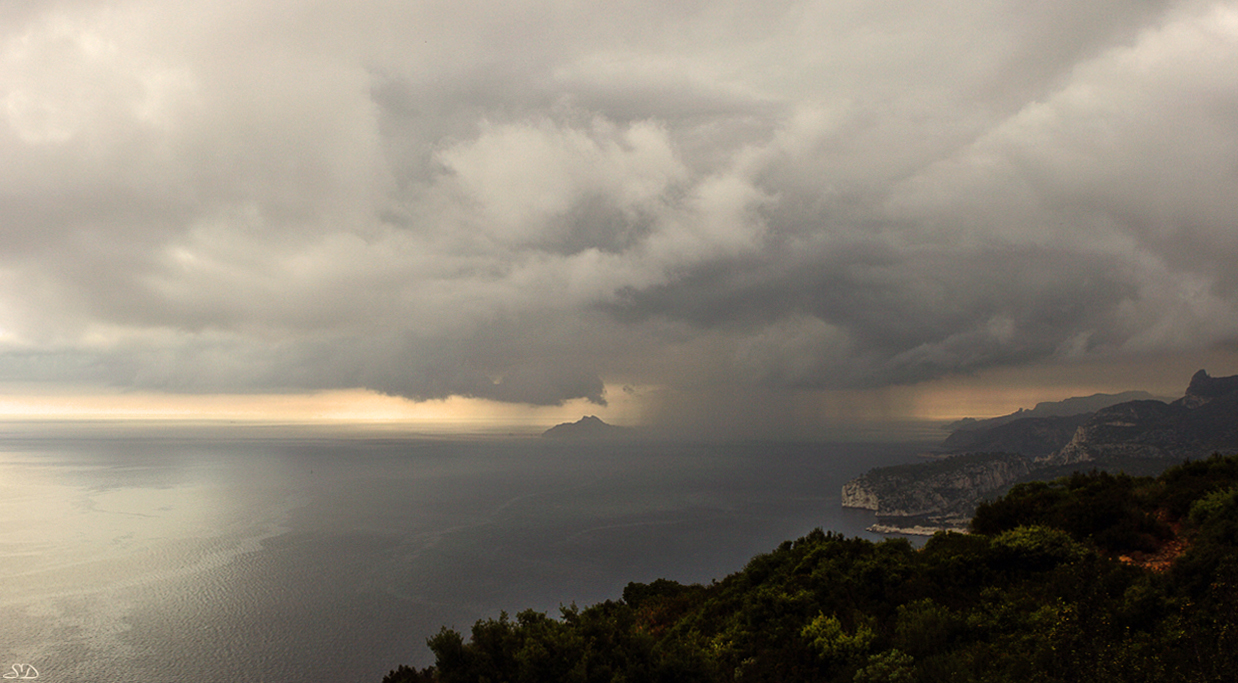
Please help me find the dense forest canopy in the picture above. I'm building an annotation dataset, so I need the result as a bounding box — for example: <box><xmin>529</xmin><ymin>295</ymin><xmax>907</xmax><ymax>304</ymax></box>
<box><xmin>384</xmin><ymin>454</ymin><xmax>1238</xmax><ymax>683</ymax></box>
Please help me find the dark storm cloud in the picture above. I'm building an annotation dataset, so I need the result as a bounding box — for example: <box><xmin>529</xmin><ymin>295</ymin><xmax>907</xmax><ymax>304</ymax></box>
<box><xmin>1</xmin><ymin>0</ymin><xmax>1237</xmax><ymax>415</ymax></box>
<box><xmin>606</xmin><ymin>241</ymin><xmax>1140</xmax><ymax>388</ymax></box>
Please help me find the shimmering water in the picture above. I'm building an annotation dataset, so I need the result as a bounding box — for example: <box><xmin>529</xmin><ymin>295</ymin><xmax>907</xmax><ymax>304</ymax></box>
<box><xmin>0</xmin><ymin>424</ymin><xmax>935</xmax><ymax>683</ymax></box>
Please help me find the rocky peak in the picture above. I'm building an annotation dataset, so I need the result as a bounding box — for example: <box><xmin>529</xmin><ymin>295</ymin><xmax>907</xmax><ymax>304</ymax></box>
<box><xmin>1042</xmin><ymin>370</ymin><xmax>1238</xmax><ymax>465</ymax></box>
<box><xmin>1177</xmin><ymin>370</ymin><xmax>1238</xmax><ymax>409</ymax></box>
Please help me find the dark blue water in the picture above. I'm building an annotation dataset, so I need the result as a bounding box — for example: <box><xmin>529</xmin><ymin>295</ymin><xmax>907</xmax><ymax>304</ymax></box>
<box><xmin>0</xmin><ymin>424</ymin><xmax>935</xmax><ymax>683</ymax></box>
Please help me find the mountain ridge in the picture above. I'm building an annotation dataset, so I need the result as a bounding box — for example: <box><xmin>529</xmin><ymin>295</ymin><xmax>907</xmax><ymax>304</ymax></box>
<box><xmin>846</xmin><ymin>369</ymin><xmax>1238</xmax><ymax>533</ymax></box>
<box><xmin>941</xmin><ymin>390</ymin><xmax>1165</xmax><ymax>432</ymax></box>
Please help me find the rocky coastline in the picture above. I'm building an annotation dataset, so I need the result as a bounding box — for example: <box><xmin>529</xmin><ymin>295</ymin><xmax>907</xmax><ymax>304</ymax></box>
<box><xmin>845</xmin><ymin>370</ymin><xmax>1238</xmax><ymax>535</ymax></box>
<box><xmin>842</xmin><ymin>452</ymin><xmax>1031</xmax><ymax>534</ymax></box>
<box><xmin>865</xmin><ymin>523</ymin><xmax>966</xmax><ymax>536</ymax></box>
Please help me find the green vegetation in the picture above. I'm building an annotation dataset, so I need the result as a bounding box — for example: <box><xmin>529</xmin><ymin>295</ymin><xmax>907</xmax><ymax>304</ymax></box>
<box><xmin>384</xmin><ymin>454</ymin><xmax>1238</xmax><ymax>683</ymax></box>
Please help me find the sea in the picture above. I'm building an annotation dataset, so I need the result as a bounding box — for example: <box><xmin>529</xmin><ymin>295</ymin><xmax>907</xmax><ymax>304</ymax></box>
<box><xmin>0</xmin><ymin>421</ymin><xmax>940</xmax><ymax>683</ymax></box>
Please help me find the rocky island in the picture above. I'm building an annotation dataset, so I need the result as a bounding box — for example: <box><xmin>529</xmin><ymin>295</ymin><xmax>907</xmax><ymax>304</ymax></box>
<box><xmin>541</xmin><ymin>415</ymin><xmax>635</xmax><ymax>439</ymax></box>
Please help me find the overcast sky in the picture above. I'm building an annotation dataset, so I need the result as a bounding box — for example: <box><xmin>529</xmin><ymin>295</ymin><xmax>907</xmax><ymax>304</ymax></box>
<box><xmin>3</xmin><ymin>0</ymin><xmax>1238</xmax><ymax>435</ymax></box>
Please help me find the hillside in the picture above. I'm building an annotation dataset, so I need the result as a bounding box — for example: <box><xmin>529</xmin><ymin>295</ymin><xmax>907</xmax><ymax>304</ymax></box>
<box><xmin>844</xmin><ymin>370</ymin><xmax>1238</xmax><ymax>533</ymax></box>
<box><xmin>939</xmin><ymin>414</ymin><xmax>1091</xmax><ymax>458</ymax></box>
<box><xmin>1047</xmin><ymin>370</ymin><xmax>1238</xmax><ymax>464</ymax></box>
<box><xmin>383</xmin><ymin>454</ymin><xmax>1238</xmax><ymax>683</ymax></box>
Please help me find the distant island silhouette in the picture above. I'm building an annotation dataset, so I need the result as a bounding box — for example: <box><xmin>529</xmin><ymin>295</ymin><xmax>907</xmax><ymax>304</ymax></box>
<box><xmin>541</xmin><ymin>415</ymin><xmax>634</xmax><ymax>439</ymax></box>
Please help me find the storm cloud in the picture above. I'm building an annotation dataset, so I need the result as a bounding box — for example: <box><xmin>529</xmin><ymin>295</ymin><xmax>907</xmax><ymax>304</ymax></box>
<box><xmin>2</xmin><ymin>0</ymin><xmax>1237</xmax><ymax>424</ymax></box>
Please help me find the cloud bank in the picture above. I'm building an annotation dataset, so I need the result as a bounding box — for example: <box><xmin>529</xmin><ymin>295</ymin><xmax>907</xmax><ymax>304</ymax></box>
<box><xmin>2</xmin><ymin>0</ymin><xmax>1237</xmax><ymax>430</ymax></box>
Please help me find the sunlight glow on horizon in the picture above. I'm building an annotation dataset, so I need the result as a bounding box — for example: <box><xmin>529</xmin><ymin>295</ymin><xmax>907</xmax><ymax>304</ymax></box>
<box><xmin>0</xmin><ymin>385</ymin><xmax>645</xmax><ymax>431</ymax></box>
<box><xmin>0</xmin><ymin>352</ymin><xmax>1229</xmax><ymax>433</ymax></box>
<box><xmin>0</xmin><ymin>382</ymin><xmax>1102</xmax><ymax>429</ymax></box>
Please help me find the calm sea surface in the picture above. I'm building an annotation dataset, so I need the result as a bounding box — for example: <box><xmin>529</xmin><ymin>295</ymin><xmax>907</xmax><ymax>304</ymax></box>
<box><xmin>0</xmin><ymin>422</ymin><xmax>938</xmax><ymax>683</ymax></box>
